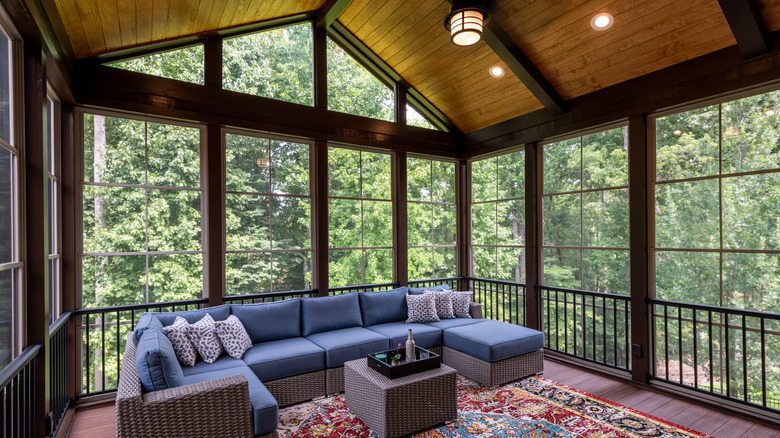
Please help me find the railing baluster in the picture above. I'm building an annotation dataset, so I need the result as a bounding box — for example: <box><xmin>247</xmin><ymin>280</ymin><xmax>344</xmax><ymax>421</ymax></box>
<box><xmin>725</xmin><ymin>313</ymin><xmax>730</xmax><ymax>398</ymax></box>
<box><xmin>664</xmin><ymin>305</ymin><xmax>669</xmax><ymax>381</ymax></box>
<box><xmin>708</xmin><ymin>310</ymin><xmax>714</xmax><ymax>394</ymax></box>
<box><xmin>693</xmin><ymin>309</ymin><xmax>698</xmax><ymax>389</ymax></box>
<box><xmin>761</xmin><ymin>317</ymin><xmax>766</xmax><ymax>408</ymax></box>
<box><xmin>742</xmin><ymin>314</ymin><xmax>747</xmax><ymax>402</ymax></box>
<box><xmin>677</xmin><ymin>306</ymin><xmax>682</xmax><ymax>385</ymax></box>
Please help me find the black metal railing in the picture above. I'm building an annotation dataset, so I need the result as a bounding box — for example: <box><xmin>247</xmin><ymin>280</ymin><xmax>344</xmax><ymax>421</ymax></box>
<box><xmin>408</xmin><ymin>277</ymin><xmax>460</xmax><ymax>290</ymax></box>
<box><xmin>222</xmin><ymin>289</ymin><xmax>317</xmax><ymax>304</ymax></box>
<box><xmin>649</xmin><ymin>298</ymin><xmax>780</xmax><ymax>412</ymax></box>
<box><xmin>1</xmin><ymin>344</ymin><xmax>42</xmax><ymax>438</ymax></box>
<box><xmin>540</xmin><ymin>285</ymin><xmax>631</xmax><ymax>372</ymax></box>
<box><xmin>328</xmin><ymin>282</ymin><xmax>400</xmax><ymax>295</ymax></box>
<box><xmin>48</xmin><ymin>312</ymin><xmax>70</xmax><ymax>436</ymax></box>
<box><xmin>73</xmin><ymin>298</ymin><xmax>208</xmax><ymax>398</ymax></box>
<box><xmin>466</xmin><ymin>277</ymin><xmax>526</xmax><ymax>326</ymax></box>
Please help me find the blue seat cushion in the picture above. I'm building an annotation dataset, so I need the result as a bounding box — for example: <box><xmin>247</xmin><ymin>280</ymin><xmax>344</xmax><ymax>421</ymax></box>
<box><xmin>147</xmin><ymin>305</ymin><xmax>231</xmax><ymax>327</ymax></box>
<box><xmin>359</xmin><ymin>287</ymin><xmax>409</xmax><ymax>327</ymax></box>
<box><xmin>182</xmin><ymin>354</ymin><xmax>246</xmax><ymax>377</ymax></box>
<box><xmin>443</xmin><ymin>320</ymin><xmax>545</xmax><ymax>363</ymax></box>
<box><xmin>407</xmin><ymin>284</ymin><xmax>450</xmax><ymax>295</ymax></box>
<box><xmin>306</xmin><ymin>327</ymin><xmax>389</xmax><ymax>368</ymax></box>
<box><xmin>231</xmin><ymin>299</ymin><xmax>301</xmax><ymax>343</ymax></box>
<box><xmin>301</xmin><ymin>292</ymin><xmax>363</xmax><ymax>336</ymax></box>
<box><xmin>243</xmin><ymin>337</ymin><xmax>326</xmax><ymax>381</ymax></box>
<box><xmin>135</xmin><ymin>328</ymin><xmax>184</xmax><ymax>392</ymax></box>
<box><xmin>365</xmin><ymin>322</ymin><xmax>442</xmax><ymax>349</ymax></box>
<box><xmin>424</xmin><ymin>318</ymin><xmax>485</xmax><ymax>330</ymax></box>
<box><xmin>182</xmin><ymin>365</ymin><xmax>278</xmax><ymax>436</ymax></box>
<box><xmin>132</xmin><ymin>313</ymin><xmax>164</xmax><ymax>345</ymax></box>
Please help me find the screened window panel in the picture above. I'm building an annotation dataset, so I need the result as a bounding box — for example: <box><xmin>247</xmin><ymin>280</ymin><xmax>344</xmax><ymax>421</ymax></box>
<box><xmin>106</xmin><ymin>45</ymin><xmax>204</xmax><ymax>85</ymax></box>
<box><xmin>327</xmin><ymin>38</ymin><xmax>393</xmax><ymax>121</ymax></box>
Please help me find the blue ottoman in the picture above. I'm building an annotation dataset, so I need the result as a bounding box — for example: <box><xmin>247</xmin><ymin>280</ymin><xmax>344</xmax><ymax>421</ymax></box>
<box><xmin>442</xmin><ymin>320</ymin><xmax>544</xmax><ymax>386</ymax></box>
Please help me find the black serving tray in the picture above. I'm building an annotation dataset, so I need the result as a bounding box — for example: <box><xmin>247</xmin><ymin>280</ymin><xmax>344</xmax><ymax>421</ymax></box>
<box><xmin>367</xmin><ymin>346</ymin><xmax>441</xmax><ymax>379</ymax></box>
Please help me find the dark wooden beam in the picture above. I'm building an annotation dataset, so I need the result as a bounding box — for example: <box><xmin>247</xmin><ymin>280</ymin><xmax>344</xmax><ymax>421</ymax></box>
<box><xmin>60</xmin><ymin>103</ymin><xmax>76</xmax><ymax>403</ymax></box>
<box><xmin>313</xmin><ymin>25</ymin><xmax>328</xmax><ymax>109</ymax></box>
<box><xmin>75</xmin><ymin>64</ymin><xmax>464</xmax><ymax>158</ymax></box>
<box><xmin>465</xmin><ymin>35</ymin><xmax>780</xmax><ymax>156</ymax></box>
<box><xmin>394</xmin><ymin>82</ymin><xmax>408</xmax><ymax>125</ymax></box>
<box><xmin>628</xmin><ymin>115</ymin><xmax>650</xmax><ymax>384</ymax></box>
<box><xmin>524</xmin><ymin>143</ymin><xmax>540</xmax><ymax>331</ymax></box>
<box><xmin>203</xmin><ymin>37</ymin><xmax>222</xmax><ymax>88</ymax></box>
<box><xmin>315</xmin><ymin>0</ymin><xmax>353</xmax><ymax>28</ymax></box>
<box><xmin>483</xmin><ymin>22</ymin><xmax>566</xmax><ymax>115</ymax></box>
<box><xmin>392</xmin><ymin>152</ymin><xmax>409</xmax><ymax>285</ymax></box>
<box><xmin>313</xmin><ymin>141</ymin><xmax>330</xmax><ymax>296</ymax></box>
<box><xmin>455</xmin><ymin>159</ymin><xmax>469</xmax><ymax>290</ymax></box>
<box><xmin>204</xmin><ymin>124</ymin><xmax>224</xmax><ymax>307</ymax></box>
<box><xmin>717</xmin><ymin>0</ymin><xmax>770</xmax><ymax>58</ymax></box>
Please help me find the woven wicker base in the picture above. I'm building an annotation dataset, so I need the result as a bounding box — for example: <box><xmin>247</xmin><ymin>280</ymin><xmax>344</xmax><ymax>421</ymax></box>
<box><xmin>326</xmin><ymin>366</ymin><xmax>345</xmax><ymax>394</ymax></box>
<box><xmin>258</xmin><ymin>431</ymin><xmax>278</xmax><ymax>438</ymax></box>
<box><xmin>442</xmin><ymin>346</ymin><xmax>543</xmax><ymax>387</ymax></box>
<box><xmin>264</xmin><ymin>370</ymin><xmax>326</xmax><ymax>407</ymax></box>
<box><xmin>344</xmin><ymin>359</ymin><xmax>457</xmax><ymax>438</ymax></box>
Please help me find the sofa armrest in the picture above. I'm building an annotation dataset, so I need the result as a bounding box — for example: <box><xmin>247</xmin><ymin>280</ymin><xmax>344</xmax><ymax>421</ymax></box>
<box><xmin>469</xmin><ymin>302</ymin><xmax>483</xmax><ymax>319</ymax></box>
<box><xmin>117</xmin><ymin>333</ymin><xmax>254</xmax><ymax>438</ymax></box>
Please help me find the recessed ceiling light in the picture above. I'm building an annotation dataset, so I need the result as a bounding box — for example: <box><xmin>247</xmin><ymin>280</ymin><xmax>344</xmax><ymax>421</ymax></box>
<box><xmin>590</xmin><ymin>12</ymin><xmax>614</xmax><ymax>30</ymax></box>
<box><xmin>489</xmin><ymin>65</ymin><xmax>505</xmax><ymax>78</ymax></box>
<box><xmin>766</xmin><ymin>109</ymin><xmax>775</xmax><ymax>117</ymax></box>
<box><xmin>673</xmin><ymin>129</ymin><xmax>682</xmax><ymax>136</ymax></box>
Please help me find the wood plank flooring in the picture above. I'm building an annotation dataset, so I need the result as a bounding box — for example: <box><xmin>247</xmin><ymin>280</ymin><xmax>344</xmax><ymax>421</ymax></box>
<box><xmin>65</xmin><ymin>358</ymin><xmax>780</xmax><ymax>438</ymax></box>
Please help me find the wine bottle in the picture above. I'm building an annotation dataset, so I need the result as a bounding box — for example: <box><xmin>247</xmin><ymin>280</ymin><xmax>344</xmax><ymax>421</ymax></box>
<box><xmin>406</xmin><ymin>329</ymin><xmax>416</xmax><ymax>362</ymax></box>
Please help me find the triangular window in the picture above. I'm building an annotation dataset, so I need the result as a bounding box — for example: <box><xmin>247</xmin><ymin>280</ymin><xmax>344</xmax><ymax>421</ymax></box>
<box><xmin>106</xmin><ymin>45</ymin><xmax>204</xmax><ymax>85</ymax></box>
<box><xmin>327</xmin><ymin>38</ymin><xmax>393</xmax><ymax>121</ymax></box>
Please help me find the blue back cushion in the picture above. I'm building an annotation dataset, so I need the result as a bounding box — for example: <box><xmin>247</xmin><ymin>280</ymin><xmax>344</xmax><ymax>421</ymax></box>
<box><xmin>301</xmin><ymin>292</ymin><xmax>362</xmax><ymax>337</ymax></box>
<box><xmin>132</xmin><ymin>313</ymin><xmax>164</xmax><ymax>345</ymax></box>
<box><xmin>151</xmin><ymin>304</ymin><xmax>231</xmax><ymax>327</ymax></box>
<box><xmin>359</xmin><ymin>287</ymin><xmax>409</xmax><ymax>327</ymax></box>
<box><xmin>230</xmin><ymin>299</ymin><xmax>301</xmax><ymax>343</ymax></box>
<box><xmin>135</xmin><ymin>328</ymin><xmax>184</xmax><ymax>392</ymax></box>
<box><xmin>407</xmin><ymin>284</ymin><xmax>451</xmax><ymax>295</ymax></box>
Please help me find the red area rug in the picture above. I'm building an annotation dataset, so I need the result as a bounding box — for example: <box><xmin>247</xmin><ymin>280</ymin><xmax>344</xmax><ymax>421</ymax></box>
<box><xmin>278</xmin><ymin>375</ymin><xmax>711</xmax><ymax>437</ymax></box>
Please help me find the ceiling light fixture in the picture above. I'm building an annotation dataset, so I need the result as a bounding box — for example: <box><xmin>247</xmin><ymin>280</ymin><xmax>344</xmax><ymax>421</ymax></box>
<box><xmin>444</xmin><ymin>1</ymin><xmax>490</xmax><ymax>47</ymax></box>
<box><xmin>766</xmin><ymin>109</ymin><xmax>776</xmax><ymax>117</ymax></box>
<box><xmin>673</xmin><ymin>129</ymin><xmax>682</xmax><ymax>136</ymax></box>
<box><xmin>590</xmin><ymin>12</ymin><xmax>614</xmax><ymax>31</ymax></box>
<box><xmin>489</xmin><ymin>65</ymin><xmax>505</xmax><ymax>78</ymax></box>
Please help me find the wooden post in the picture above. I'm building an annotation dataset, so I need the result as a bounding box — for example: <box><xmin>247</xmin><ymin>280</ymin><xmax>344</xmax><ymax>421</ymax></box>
<box><xmin>204</xmin><ymin>124</ymin><xmax>224</xmax><ymax>307</ymax></box>
<box><xmin>393</xmin><ymin>151</ymin><xmax>408</xmax><ymax>285</ymax></box>
<box><xmin>313</xmin><ymin>140</ymin><xmax>330</xmax><ymax>296</ymax></box>
<box><xmin>628</xmin><ymin>115</ymin><xmax>651</xmax><ymax>384</ymax></box>
<box><xmin>524</xmin><ymin>143</ymin><xmax>540</xmax><ymax>330</ymax></box>
<box><xmin>456</xmin><ymin>159</ymin><xmax>469</xmax><ymax>290</ymax></box>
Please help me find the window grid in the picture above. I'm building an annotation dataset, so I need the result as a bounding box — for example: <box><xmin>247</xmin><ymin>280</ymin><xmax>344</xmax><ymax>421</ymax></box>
<box><xmin>224</xmin><ymin>131</ymin><xmax>312</xmax><ymax>295</ymax></box>
<box><xmin>47</xmin><ymin>93</ymin><xmax>61</xmax><ymax>324</ymax></box>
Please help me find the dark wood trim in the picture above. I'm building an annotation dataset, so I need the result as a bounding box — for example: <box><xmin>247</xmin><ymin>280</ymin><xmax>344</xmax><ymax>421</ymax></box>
<box><xmin>60</xmin><ymin>103</ymin><xmax>77</xmax><ymax>402</ymax></box>
<box><xmin>465</xmin><ymin>37</ymin><xmax>780</xmax><ymax>155</ymax></box>
<box><xmin>313</xmin><ymin>140</ymin><xmax>330</xmax><ymax>296</ymax></box>
<box><xmin>717</xmin><ymin>0</ymin><xmax>770</xmax><ymax>58</ymax></box>
<box><xmin>203</xmin><ymin>37</ymin><xmax>222</xmax><ymax>88</ymax></box>
<box><xmin>482</xmin><ymin>22</ymin><xmax>565</xmax><ymax>115</ymax></box>
<box><xmin>204</xmin><ymin>124</ymin><xmax>224</xmax><ymax>307</ymax></box>
<box><xmin>456</xmin><ymin>159</ymin><xmax>469</xmax><ymax>290</ymax></box>
<box><xmin>74</xmin><ymin>64</ymin><xmax>463</xmax><ymax>157</ymax></box>
<box><xmin>315</xmin><ymin>0</ymin><xmax>353</xmax><ymax>28</ymax></box>
<box><xmin>23</xmin><ymin>40</ymin><xmax>48</xmax><ymax>438</ymax></box>
<box><xmin>313</xmin><ymin>25</ymin><xmax>327</xmax><ymax>110</ymax></box>
<box><xmin>393</xmin><ymin>152</ymin><xmax>408</xmax><ymax>285</ymax></box>
<box><xmin>628</xmin><ymin>115</ymin><xmax>650</xmax><ymax>384</ymax></box>
<box><xmin>394</xmin><ymin>83</ymin><xmax>407</xmax><ymax>125</ymax></box>
<box><xmin>524</xmin><ymin>142</ymin><xmax>540</xmax><ymax>330</ymax></box>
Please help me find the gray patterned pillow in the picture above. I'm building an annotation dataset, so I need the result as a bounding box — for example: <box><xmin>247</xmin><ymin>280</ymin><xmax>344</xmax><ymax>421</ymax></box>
<box><xmin>186</xmin><ymin>314</ymin><xmax>224</xmax><ymax>364</ymax></box>
<box><xmin>451</xmin><ymin>291</ymin><xmax>473</xmax><ymax>318</ymax></box>
<box><xmin>405</xmin><ymin>292</ymin><xmax>440</xmax><ymax>323</ymax></box>
<box><xmin>214</xmin><ymin>315</ymin><xmax>252</xmax><ymax>359</ymax></box>
<box><xmin>428</xmin><ymin>291</ymin><xmax>455</xmax><ymax>319</ymax></box>
<box><xmin>162</xmin><ymin>316</ymin><xmax>198</xmax><ymax>366</ymax></box>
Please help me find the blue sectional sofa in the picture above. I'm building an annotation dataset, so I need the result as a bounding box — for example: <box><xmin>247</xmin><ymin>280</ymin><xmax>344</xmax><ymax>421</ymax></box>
<box><xmin>116</xmin><ymin>286</ymin><xmax>543</xmax><ymax>438</ymax></box>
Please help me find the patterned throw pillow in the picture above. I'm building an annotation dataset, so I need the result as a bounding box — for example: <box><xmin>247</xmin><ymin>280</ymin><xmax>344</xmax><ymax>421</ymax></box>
<box><xmin>214</xmin><ymin>315</ymin><xmax>252</xmax><ymax>360</ymax></box>
<box><xmin>428</xmin><ymin>291</ymin><xmax>456</xmax><ymax>319</ymax></box>
<box><xmin>405</xmin><ymin>292</ymin><xmax>440</xmax><ymax>323</ymax></box>
<box><xmin>186</xmin><ymin>314</ymin><xmax>224</xmax><ymax>364</ymax></box>
<box><xmin>451</xmin><ymin>291</ymin><xmax>473</xmax><ymax>318</ymax></box>
<box><xmin>162</xmin><ymin>316</ymin><xmax>198</xmax><ymax>366</ymax></box>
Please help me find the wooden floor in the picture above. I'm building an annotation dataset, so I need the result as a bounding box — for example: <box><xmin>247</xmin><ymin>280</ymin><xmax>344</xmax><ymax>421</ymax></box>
<box><xmin>66</xmin><ymin>358</ymin><xmax>780</xmax><ymax>438</ymax></box>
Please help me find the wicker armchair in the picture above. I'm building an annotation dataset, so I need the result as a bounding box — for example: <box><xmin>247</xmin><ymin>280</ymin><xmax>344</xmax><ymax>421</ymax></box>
<box><xmin>116</xmin><ymin>333</ymin><xmax>256</xmax><ymax>438</ymax></box>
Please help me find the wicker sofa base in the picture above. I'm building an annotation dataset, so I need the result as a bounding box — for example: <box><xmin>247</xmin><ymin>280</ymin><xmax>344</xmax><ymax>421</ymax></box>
<box><xmin>442</xmin><ymin>346</ymin><xmax>543</xmax><ymax>387</ymax></box>
<box><xmin>264</xmin><ymin>370</ymin><xmax>326</xmax><ymax>407</ymax></box>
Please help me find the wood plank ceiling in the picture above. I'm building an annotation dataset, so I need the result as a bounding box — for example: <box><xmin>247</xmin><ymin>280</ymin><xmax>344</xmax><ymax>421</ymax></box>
<box><xmin>53</xmin><ymin>0</ymin><xmax>778</xmax><ymax>134</ymax></box>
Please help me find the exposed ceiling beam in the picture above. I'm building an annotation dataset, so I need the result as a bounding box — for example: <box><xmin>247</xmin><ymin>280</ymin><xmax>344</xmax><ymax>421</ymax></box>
<box><xmin>316</xmin><ymin>0</ymin><xmax>353</xmax><ymax>28</ymax></box>
<box><xmin>445</xmin><ymin>0</ymin><xmax>565</xmax><ymax>115</ymax></box>
<box><xmin>717</xmin><ymin>0</ymin><xmax>770</xmax><ymax>58</ymax></box>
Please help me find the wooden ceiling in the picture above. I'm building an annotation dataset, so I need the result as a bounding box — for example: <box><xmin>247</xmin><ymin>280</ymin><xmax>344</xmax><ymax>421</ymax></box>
<box><xmin>52</xmin><ymin>0</ymin><xmax>780</xmax><ymax>134</ymax></box>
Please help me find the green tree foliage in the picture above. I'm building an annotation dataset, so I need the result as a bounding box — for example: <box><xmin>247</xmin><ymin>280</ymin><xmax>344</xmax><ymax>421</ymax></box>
<box><xmin>327</xmin><ymin>39</ymin><xmax>393</xmax><ymax>121</ymax></box>
<box><xmin>223</xmin><ymin>23</ymin><xmax>313</xmax><ymax>106</ymax></box>
<box><xmin>407</xmin><ymin>158</ymin><xmax>456</xmax><ymax>280</ymax></box>
<box><xmin>106</xmin><ymin>45</ymin><xmax>204</xmax><ymax>85</ymax></box>
<box><xmin>328</xmin><ymin>147</ymin><xmax>393</xmax><ymax>287</ymax></box>
<box><xmin>407</xmin><ymin>104</ymin><xmax>438</xmax><ymax>130</ymax></box>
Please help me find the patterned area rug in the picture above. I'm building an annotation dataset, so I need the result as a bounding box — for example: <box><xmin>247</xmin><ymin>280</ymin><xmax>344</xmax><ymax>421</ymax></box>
<box><xmin>278</xmin><ymin>375</ymin><xmax>711</xmax><ymax>438</ymax></box>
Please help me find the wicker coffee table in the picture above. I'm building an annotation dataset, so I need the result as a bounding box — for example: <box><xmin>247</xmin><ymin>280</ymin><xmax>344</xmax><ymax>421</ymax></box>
<box><xmin>343</xmin><ymin>358</ymin><xmax>457</xmax><ymax>438</ymax></box>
